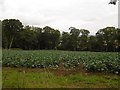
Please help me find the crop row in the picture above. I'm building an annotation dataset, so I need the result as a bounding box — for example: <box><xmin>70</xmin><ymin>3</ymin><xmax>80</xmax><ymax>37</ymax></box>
<box><xmin>2</xmin><ymin>50</ymin><xmax>120</xmax><ymax>74</ymax></box>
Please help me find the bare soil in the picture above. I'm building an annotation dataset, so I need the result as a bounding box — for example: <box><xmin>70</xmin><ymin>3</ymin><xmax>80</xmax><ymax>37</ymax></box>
<box><xmin>3</xmin><ymin>66</ymin><xmax>118</xmax><ymax>77</ymax></box>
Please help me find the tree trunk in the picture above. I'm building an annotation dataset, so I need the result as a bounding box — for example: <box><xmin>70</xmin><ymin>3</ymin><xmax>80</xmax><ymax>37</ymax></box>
<box><xmin>9</xmin><ymin>36</ymin><xmax>14</xmax><ymax>49</ymax></box>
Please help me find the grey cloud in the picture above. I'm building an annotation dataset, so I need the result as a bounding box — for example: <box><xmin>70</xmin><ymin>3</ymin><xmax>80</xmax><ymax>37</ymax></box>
<box><xmin>0</xmin><ymin>0</ymin><xmax>118</xmax><ymax>35</ymax></box>
<box><xmin>0</xmin><ymin>0</ymin><xmax>6</xmax><ymax>12</ymax></box>
<box><xmin>20</xmin><ymin>17</ymin><xmax>55</xmax><ymax>27</ymax></box>
<box><xmin>118</xmin><ymin>1</ymin><xmax>120</xmax><ymax>28</ymax></box>
<box><xmin>0</xmin><ymin>0</ymin><xmax>4</xmax><ymax>5</ymax></box>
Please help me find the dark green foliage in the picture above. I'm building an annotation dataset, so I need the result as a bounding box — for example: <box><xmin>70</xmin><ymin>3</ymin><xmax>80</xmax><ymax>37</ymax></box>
<box><xmin>12</xmin><ymin>27</ymin><xmax>38</xmax><ymax>50</ymax></box>
<box><xmin>2</xmin><ymin>19</ymin><xmax>120</xmax><ymax>52</ymax></box>
<box><xmin>96</xmin><ymin>27</ymin><xmax>120</xmax><ymax>52</ymax></box>
<box><xmin>2</xmin><ymin>19</ymin><xmax>23</xmax><ymax>49</ymax></box>
<box><xmin>40</xmin><ymin>26</ymin><xmax>60</xmax><ymax>49</ymax></box>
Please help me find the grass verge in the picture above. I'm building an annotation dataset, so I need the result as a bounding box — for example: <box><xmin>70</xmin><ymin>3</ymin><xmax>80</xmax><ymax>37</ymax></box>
<box><xmin>2</xmin><ymin>67</ymin><xmax>119</xmax><ymax>88</ymax></box>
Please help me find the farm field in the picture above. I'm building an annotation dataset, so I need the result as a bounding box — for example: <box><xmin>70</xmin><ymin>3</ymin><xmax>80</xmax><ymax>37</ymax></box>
<box><xmin>2</xmin><ymin>50</ymin><xmax>120</xmax><ymax>88</ymax></box>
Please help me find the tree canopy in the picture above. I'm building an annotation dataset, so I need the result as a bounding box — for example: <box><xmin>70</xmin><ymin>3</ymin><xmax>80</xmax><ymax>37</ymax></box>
<box><xmin>2</xmin><ymin>19</ymin><xmax>23</xmax><ymax>49</ymax></box>
<box><xmin>2</xmin><ymin>19</ymin><xmax>120</xmax><ymax>52</ymax></box>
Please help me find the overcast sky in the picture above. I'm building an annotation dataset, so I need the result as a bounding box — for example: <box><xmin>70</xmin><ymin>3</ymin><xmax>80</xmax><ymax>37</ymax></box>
<box><xmin>0</xmin><ymin>0</ymin><xmax>118</xmax><ymax>35</ymax></box>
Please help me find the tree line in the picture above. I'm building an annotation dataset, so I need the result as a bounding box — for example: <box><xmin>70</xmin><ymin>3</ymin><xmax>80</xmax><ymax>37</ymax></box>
<box><xmin>2</xmin><ymin>19</ymin><xmax>120</xmax><ymax>52</ymax></box>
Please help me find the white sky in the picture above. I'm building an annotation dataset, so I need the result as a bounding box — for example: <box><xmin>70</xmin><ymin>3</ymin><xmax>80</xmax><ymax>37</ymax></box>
<box><xmin>0</xmin><ymin>0</ymin><xmax>118</xmax><ymax>35</ymax></box>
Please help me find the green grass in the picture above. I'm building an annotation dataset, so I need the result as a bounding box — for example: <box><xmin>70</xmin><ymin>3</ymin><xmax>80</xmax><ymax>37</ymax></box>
<box><xmin>2</xmin><ymin>67</ymin><xmax>119</xmax><ymax>88</ymax></box>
